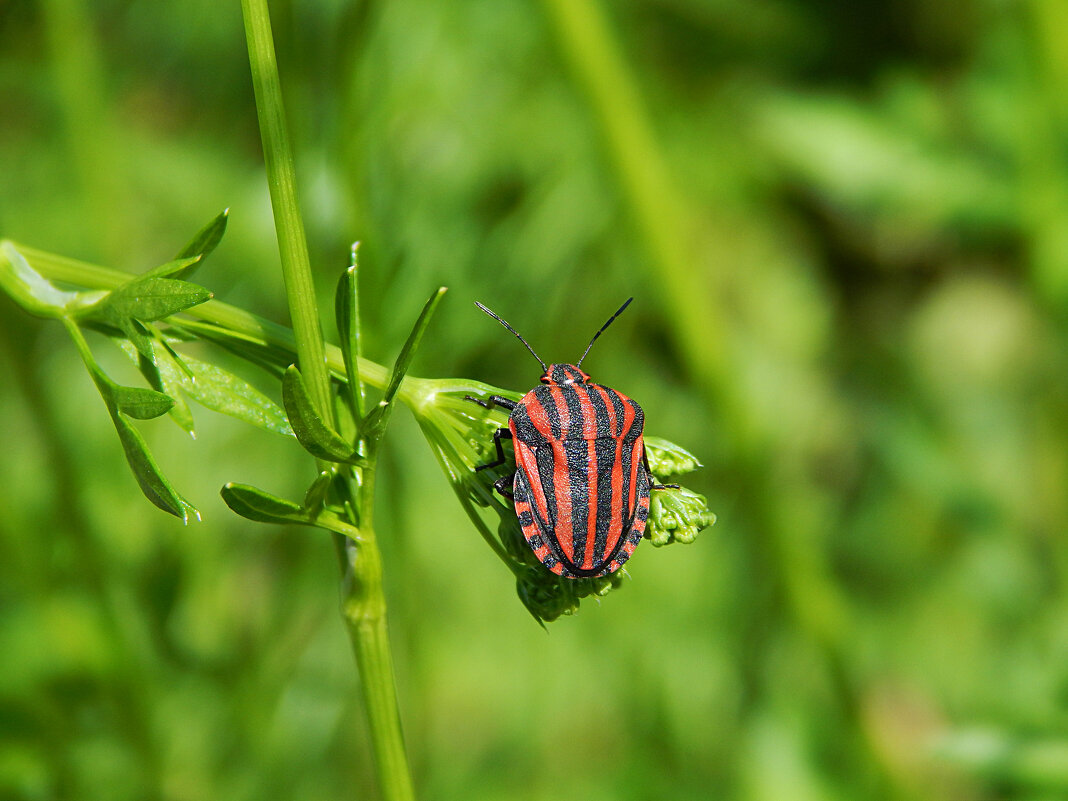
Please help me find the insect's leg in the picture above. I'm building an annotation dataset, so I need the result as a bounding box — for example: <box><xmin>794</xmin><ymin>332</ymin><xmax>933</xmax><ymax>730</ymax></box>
<box><xmin>464</xmin><ymin>394</ymin><xmax>518</xmax><ymax>412</ymax></box>
<box><xmin>643</xmin><ymin>446</ymin><xmax>680</xmax><ymax>490</ymax></box>
<box><xmin>493</xmin><ymin>474</ymin><xmax>516</xmax><ymax>501</ymax></box>
<box><xmin>475</xmin><ymin>427</ymin><xmax>513</xmax><ymax>471</ymax></box>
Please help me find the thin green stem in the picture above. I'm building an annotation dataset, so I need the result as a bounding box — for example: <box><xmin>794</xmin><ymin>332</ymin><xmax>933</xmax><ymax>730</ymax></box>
<box><xmin>14</xmin><ymin>244</ymin><xmax>390</xmax><ymax>390</ymax></box>
<box><xmin>241</xmin><ymin>0</ymin><xmax>334</xmax><ymax>426</ymax></box>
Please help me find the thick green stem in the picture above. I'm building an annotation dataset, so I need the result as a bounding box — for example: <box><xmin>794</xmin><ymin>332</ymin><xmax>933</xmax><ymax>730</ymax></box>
<box><xmin>338</xmin><ymin>462</ymin><xmax>414</xmax><ymax>801</ymax></box>
<box><xmin>241</xmin><ymin>0</ymin><xmax>334</xmax><ymax>425</ymax></box>
<box><xmin>239</xmin><ymin>1</ymin><xmax>413</xmax><ymax>797</ymax></box>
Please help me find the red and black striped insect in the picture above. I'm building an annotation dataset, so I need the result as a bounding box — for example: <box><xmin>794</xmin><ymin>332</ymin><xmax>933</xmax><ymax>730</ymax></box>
<box><xmin>467</xmin><ymin>298</ymin><xmax>675</xmax><ymax>579</ymax></box>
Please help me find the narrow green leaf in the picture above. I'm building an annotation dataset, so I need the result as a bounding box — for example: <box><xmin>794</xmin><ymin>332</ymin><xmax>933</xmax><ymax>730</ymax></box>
<box><xmin>63</xmin><ymin>319</ymin><xmax>198</xmax><ymax>522</ymax></box>
<box><xmin>303</xmin><ymin>470</ymin><xmax>333</xmax><ymax>512</ymax></box>
<box><xmin>176</xmin><ymin>209</ymin><xmax>229</xmax><ymax>268</ymax></box>
<box><xmin>382</xmin><ymin>287</ymin><xmax>446</xmax><ymax>406</ymax></box>
<box><xmin>117</xmin><ymin>339</ymin><xmax>292</xmax><ymax>436</ymax></box>
<box><xmin>0</xmin><ymin>242</ymin><xmax>107</xmax><ymax>318</ymax></box>
<box><xmin>112</xmin><ymin>385</ymin><xmax>175</xmax><ymax>420</ymax></box>
<box><xmin>361</xmin><ymin>287</ymin><xmax>446</xmax><ymax>442</ymax></box>
<box><xmin>222</xmin><ymin>483</ymin><xmax>305</xmax><ymax>524</ymax></box>
<box><xmin>107</xmin><ymin>276</ymin><xmax>212</xmax><ymax>322</ymax></box>
<box><xmin>222</xmin><ymin>482</ymin><xmax>362</xmax><ymax>541</ymax></box>
<box><xmin>140</xmin><ymin>256</ymin><xmax>202</xmax><ymax>281</ymax></box>
<box><xmin>113</xmin><ymin>411</ymin><xmax>199</xmax><ymax>522</ymax></box>
<box><xmin>335</xmin><ymin>244</ymin><xmax>364</xmax><ymax>422</ymax></box>
<box><xmin>282</xmin><ymin>365</ymin><xmax>360</xmax><ymax>462</ymax></box>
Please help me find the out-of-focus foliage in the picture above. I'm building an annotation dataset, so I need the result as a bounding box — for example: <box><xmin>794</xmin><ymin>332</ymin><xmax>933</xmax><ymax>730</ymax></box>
<box><xmin>1</xmin><ymin>0</ymin><xmax>1066</xmax><ymax>800</ymax></box>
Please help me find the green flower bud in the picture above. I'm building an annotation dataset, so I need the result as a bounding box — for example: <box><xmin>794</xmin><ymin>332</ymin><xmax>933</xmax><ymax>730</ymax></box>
<box><xmin>645</xmin><ymin>436</ymin><xmax>703</xmax><ymax>477</ymax></box>
<box><xmin>647</xmin><ymin>487</ymin><xmax>716</xmax><ymax>547</ymax></box>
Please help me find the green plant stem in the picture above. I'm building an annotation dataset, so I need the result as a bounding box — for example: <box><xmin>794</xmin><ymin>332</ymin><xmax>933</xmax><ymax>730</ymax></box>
<box><xmin>338</xmin><ymin>460</ymin><xmax>414</xmax><ymax>801</ymax></box>
<box><xmin>241</xmin><ymin>0</ymin><xmax>334</xmax><ymax>425</ymax></box>
<box><xmin>14</xmin><ymin>245</ymin><xmax>390</xmax><ymax>390</ymax></box>
<box><xmin>240</xmin><ymin>2</ymin><xmax>414</xmax><ymax>796</ymax></box>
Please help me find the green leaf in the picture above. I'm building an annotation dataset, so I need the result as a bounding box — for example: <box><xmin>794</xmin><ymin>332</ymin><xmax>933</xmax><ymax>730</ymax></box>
<box><xmin>106</xmin><ymin>276</ymin><xmax>212</xmax><ymax>322</ymax></box>
<box><xmin>302</xmin><ymin>471</ymin><xmax>333</xmax><ymax>512</ymax></box>
<box><xmin>176</xmin><ymin>209</ymin><xmax>229</xmax><ymax>268</ymax></box>
<box><xmin>282</xmin><ymin>365</ymin><xmax>360</xmax><ymax>462</ymax></box>
<box><xmin>112</xmin><ymin>410</ymin><xmax>199</xmax><ymax>522</ymax></box>
<box><xmin>63</xmin><ymin>319</ymin><xmax>198</xmax><ymax>522</ymax></box>
<box><xmin>139</xmin><ymin>256</ymin><xmax>203</xmax><ymax>281</ymax></box>
<box><xmin>117</xmin><ymin>339</ymin><xmax>293</xmax><ymax>437</ymax></box>
<box><xmin>335</xmin><ymin>245</ymin><xmax>365</xmax><ymax>422</ymax></box>
<box><xmin>0</xmin><ymin>242</ymin><xmax>107</xmax><ymax>318</ymax></box>
<box><xmin>112</xmin><ymin>385</ymin><xmax>175</xmax><ymax>420</ymax></box>
<box><xmin>361</xmin><ymin>287</ymin><xmax>446</xmax><ymax>442</ymax></box>
<box><xmin>221</xmin><ymin>483</ymin><xmax>305</xmax><ymax>524</ymax></box>
<box><xmin>221</xmin><ymin>482</ymin><xmax>362</xmax><ymax>541</ymax></box>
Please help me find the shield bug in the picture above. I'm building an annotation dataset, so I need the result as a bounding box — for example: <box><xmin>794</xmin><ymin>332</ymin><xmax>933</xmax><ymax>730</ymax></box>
<box><xmin>467</xmin><ymin>298</ymin><xmax>675</xmax><ymax>579</ymax></box>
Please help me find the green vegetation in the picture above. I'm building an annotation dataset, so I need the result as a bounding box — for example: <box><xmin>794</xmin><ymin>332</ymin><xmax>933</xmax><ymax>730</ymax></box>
<box><xmin>1</xmin><ymin>1</ymin><xmax>1065</xmax><ymax>800</ymax></box>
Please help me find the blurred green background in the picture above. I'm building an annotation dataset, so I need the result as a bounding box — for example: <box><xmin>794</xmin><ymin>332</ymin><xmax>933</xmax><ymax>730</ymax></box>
<box><xmin>2</xmin><ymin>0</ymin><xmax>1067</xmax><ymax>799</ymax></box>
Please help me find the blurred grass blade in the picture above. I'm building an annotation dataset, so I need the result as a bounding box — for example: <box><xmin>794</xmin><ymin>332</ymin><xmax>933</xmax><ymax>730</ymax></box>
<box><xmin>176</xmin><ymin>209</ymin><xmax>229</xmax><ymax>268</ymax></box>
<box><xmin>335</xmin><ymin>244</ymin><xmax>365</xmax><ymax>422</ymax></box>
<box><xmin>282</xmin><ymin>365</ymin><xmax>361</xmax><ymax>462</ymax></box>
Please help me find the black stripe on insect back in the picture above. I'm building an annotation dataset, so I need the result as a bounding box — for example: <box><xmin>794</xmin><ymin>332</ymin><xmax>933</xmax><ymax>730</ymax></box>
<box><xmin>509</xmin><ymin>401</ymin><xmax>540</xmax><ymax>446</ymax></box>
<box><xmin>561</xmin><ymin>386</ymin><xmax>589</xmax><ymax>566</ymax></box>
<box><xmin>604</xmin><ymin>386</ymin><xmax>627</xmax><ymax>438</ymax></box>
<box><xmin>586</xmin><ymin>385</ymin><xmax>617</xmax><ymax>564</ymax></box>
<box><xmin>533</xmin><ymin>386</ymin><xmax>562</xmax><ymax>440</ymax></box>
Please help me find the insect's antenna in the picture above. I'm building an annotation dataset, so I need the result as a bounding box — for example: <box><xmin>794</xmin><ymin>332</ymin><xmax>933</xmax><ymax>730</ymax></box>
<box><xmin>475</xmin><ymin>301</ymin><xmax>548</xmax><ymax>372</ymax></box>
<box><xmin>577</xmin><ymin>297</ymin><xmax>633</xmax><ymax>368</ymax></box>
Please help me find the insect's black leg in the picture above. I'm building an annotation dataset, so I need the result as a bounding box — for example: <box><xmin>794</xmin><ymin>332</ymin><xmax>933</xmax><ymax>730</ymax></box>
<box><xmin>643</xmin><ymin>447</ymin><xmax>680</xmax><ymax>490</ymax></box>
<box><xmin>493</xmin><ymin>474</ymin><xmax>516</xmax><ymax>501</ymax></box>
<box><xmin>475</xmin><ymin>428</ymin><xmax>513</xmax><ymax>471</ymax></box>
<box><xmin>464</xmin><ymin>394</ymin><xmax>518</xmax><ymax>412</ymax></box>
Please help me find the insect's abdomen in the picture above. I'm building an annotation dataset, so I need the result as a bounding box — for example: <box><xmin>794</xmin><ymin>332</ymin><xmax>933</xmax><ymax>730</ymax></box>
<box><xmin>510</xmin><ymin>383</ymin><xmax>650</xmax><ymax>578</ymax></box>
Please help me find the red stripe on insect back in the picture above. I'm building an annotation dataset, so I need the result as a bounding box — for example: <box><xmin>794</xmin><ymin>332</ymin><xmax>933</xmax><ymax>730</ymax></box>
<box><xmin>583</xmin><ymin>438</ymin><xmax>598</xmax><ymax>569</ymax></box>
<box><xmin>627</xmin><ymin>435</ymin><xmax>643</xmax><ymax>510</ymax></box>
<box><xmin>514</xmin><ymin>438</ymin><xmax>551</xmax><ymax>529</ymax></box>
<box><xmin>548</xmin><ymin>386</ymin><xmax>575</xmax><ymax>563</ymax></box>
<box><xmin>609</xmin><ymin>395</ymin><xmax>628</xmax><ymax>546</ymax></box>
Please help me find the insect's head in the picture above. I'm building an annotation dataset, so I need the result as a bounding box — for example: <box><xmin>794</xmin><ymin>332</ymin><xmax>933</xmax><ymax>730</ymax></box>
<box><xmin>474</xmin><ymin>297</ymin><xmax>634</xmax><ymax>380</ymax></box>
<box><xmin>540</xmin><ymin>364</ymin><xmax>590</xmax><ymax>385</ymax></box>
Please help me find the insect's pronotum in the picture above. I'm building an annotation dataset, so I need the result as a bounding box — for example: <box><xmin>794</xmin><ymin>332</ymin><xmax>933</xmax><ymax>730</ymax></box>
<box><xmin>467</xmin><ymin>298</ymin><xmax>676</xmax><ymax>578</ymax></box>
